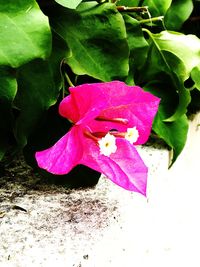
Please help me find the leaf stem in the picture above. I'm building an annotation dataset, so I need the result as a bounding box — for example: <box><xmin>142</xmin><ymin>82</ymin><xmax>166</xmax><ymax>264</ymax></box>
<box><xmin>117</xmin><ymin>6</ymin><xmax>148</xmax><ymax>12</ymax></box>
<box><xmin>64</xmin><ymin>72</ymin><xmax>75</xmax><ymax>87</ymax></box>
<box><xmin>139</xmin><ymin>16</ymin><xmax>164</xmax><ymax>24</ymax></box>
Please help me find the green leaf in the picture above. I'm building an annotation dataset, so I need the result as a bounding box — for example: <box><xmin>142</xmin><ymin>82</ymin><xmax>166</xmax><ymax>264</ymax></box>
<box><xmin>145</xmin><ymin>81</ymin><xmax>189</xmax><ymax>164</ymax></box>
<box><xmin>15</xmin><ymin>60</ymin><xmax>58</xmax><ymax>147</ymax></box>
<box><xmin>142</xmin><ymin>0</ymin><xmax>172</xmax><ymax>16</ymax></box>
<box><xmin>123</xmin><ymin>15</ymin><xmax>148</xmax><ymax>80</ymax></box>
<box><xmin>50</xmin><ymin>2</ymin><xmax>129</xmax><ymax>81</ymax></box>
<box><xmin>191</xmin><ymin>64</ymin><xmax>200</xmax><ymax>91</ymax></box>
<box><xmin>154</xmin><ymin>113</ymin><xmax>189</xmax><ymax>165</ymax></box>
<box><xmin>54</xmin><ymin>0</ymin><xmax>82</xmax><ymax>9</ymax></box>
<box><xmin>141</xmin><ymin>30</ymin><xmax>200</xmax><ymax>120</ymax></box>
<box><xmin>117</xmin><ymin>0</ymin><xmax>140</xmax><ymax>6</ymax></box>
<box><xmin>164</xmin><ymin>0</ymin><xmax>193</xmax><ymax>31</ymax></box>
<box><xmin>14</xmin><ymin>34</ymin><xmax>68</xmax><ymax>147</ymax></box>
<box><xmin>150</xmin><ymin>31</ymin><xmax>200</xmax><ymax>79</ymax></box>
<box><xmin>0</xmin><ymin>0</ymin><xmax>51</xmax><ymax>68</ymax></box>
<box><xmin>0</xmin><ymin>67</ymin><xmax>17</xmax><ymax>160</ymax></box>
<box><xmin>143</xmin><ymin>48</ymin><xmax>191</xmax><ymax>121</ymax></box>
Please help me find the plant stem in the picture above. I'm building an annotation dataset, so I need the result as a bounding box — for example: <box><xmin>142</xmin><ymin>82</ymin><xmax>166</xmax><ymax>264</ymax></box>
<box><xmin>117</xmin><ymin>6</ymin><xmax>148</xmax><ymax>12</ymax></box>
<box><xmin>140</xmin><ymin>16</ymin><xmax>164</xmax><ymax>24</ymax></box>
<box><xmin>64</xmin><ymin>73</ymin><xmax>75</xmax><ymax>88</ymax></box>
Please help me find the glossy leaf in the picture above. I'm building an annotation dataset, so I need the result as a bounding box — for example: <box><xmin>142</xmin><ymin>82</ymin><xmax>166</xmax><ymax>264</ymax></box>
<box><xmin>147</xmin><ymin>31</ymin><xmax>200</xmax><ymax>80</ymax></box>
<box><xmin>54</xmin><ymin>0</ymin><xmax>82</xmax><ymax>9</ymax></box>
<box><xmin>50</xmin><ymin>2</ymin><xmax>129</xmax><ymax>81</ymax></box>
<box><xmin>165</xmin><ymin>0</ymin><xmax>193</xmax><ymax>30</ymax></box>
<box><xmin>142</xmin><ymin>0</ymin><xmax>172</xmax><ymax>16</ymax></box>
<box><xmin>0</xmin><ymin>0</ymin><xmax>51</xmax><ymax>68</ymax></box>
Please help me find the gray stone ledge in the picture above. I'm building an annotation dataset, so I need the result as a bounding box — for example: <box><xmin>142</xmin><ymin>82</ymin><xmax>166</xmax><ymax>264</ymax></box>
<box><xmin>0</xmin><ymin>113</ymin><xmax>199</xmax><ymax>267</ymax></box>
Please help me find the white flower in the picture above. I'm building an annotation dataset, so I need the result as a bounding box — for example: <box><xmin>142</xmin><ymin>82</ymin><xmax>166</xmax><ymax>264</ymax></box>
<box><xmin>98</xmin><ymin>133</ymin><xmax>117</xmax><ymax>157</ymax></box>
<box><xmin>125</xmin><ymin>127</ymin><xmax>139</xmax><ymax>144</ymax></box>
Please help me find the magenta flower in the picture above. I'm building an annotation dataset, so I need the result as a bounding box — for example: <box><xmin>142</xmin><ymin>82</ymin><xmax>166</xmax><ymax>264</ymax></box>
<box><xmin>35</xmin><ymin>81</ymin><xmax>160</xmax><ymax>196</ymax></box>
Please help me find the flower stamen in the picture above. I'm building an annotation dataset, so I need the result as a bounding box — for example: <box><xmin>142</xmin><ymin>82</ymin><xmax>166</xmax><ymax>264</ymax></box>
<box><xmin>84</xmin><ymin>130</ymin><xmax>99</xmax><ymax>142</ymax></box>
<box><xmin>95</xmin><ymin>116</ymin><xmax>128</xmax><ymax>124</ymax></box>
<box><xmin>93</xmin><ymin>131</ymin><xmax>125</xmax><ymax>139</ymax></box>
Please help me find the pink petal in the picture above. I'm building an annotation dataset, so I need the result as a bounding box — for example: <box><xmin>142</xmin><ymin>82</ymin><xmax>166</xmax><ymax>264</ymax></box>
<box><xmin>59</xmin><ymin>84</ymin><xmax>108</xmax><ymax>124</ymax></box>
<box><xmin>80</xmin><ymin>137</ymin><xmax>148</xmax><ymax>196</ymax></box>
<box><xmin>88</xmin><ymin>100</ymin><xmax>160</xmax><ymax>145</ymax></box>
<box><xmin>59</xmin><ymin>95</ymin><xmax>80</xmax><ymax>123</ymax></box>
<box><xmin>67</xmin><ymin>81</ymin><xmax>158</xmax><ymax>108</ymax></box>
<box><xmin>35</xmin><ymin>126</ymin><xmax>83</xmax><ymax>174</ymax></box>
<box><xmin>59</xmin><ymin>82</ymin><xmax>159</xmax><ymax>144</ymax></box>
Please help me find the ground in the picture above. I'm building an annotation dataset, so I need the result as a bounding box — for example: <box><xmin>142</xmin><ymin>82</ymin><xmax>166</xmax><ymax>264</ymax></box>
<box><xmin>0</xmin><ymin>113</ymin><xmax>199</xmax><ymax>267</ymax></box>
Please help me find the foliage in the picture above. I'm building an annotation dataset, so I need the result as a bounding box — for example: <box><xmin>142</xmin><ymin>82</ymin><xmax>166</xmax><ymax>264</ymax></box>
<box><xmin>0</xmin><ymin>0</ymin><xmax>200</xmax><ymax>186</ymax></box>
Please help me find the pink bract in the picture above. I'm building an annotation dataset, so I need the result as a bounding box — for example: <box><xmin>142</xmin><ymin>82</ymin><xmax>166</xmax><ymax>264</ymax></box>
<box><xmin>35</xmin><ymin>81</ymin><xmax>160</xmax><ymax>196</ymax></box>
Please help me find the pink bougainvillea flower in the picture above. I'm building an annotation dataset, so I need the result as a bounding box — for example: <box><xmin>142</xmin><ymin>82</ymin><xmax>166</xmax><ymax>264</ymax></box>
<box><xmin>35</xmin><ymin>81</ymin><xmax>160</xmax><ymax>196</ymax></box>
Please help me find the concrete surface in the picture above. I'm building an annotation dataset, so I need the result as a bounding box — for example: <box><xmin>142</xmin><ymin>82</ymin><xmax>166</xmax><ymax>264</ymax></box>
<box><xmin>0</xmin><ymin>113</ymin><xmax>199</xmax><ymax>267</ymax></box>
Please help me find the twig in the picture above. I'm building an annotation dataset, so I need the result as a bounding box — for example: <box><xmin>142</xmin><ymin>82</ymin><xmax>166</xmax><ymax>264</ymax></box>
<box><xmin>64</xmin><ymin>73</ymin><xmax>75</xmax><ymax>88</ymax></box>
<box><xmin>117</xmin><ymin>6</ymin><xmax>148</xmax><ymax>12</ymax></box>
<box><xmin>140</xmin><ymin>16</ymin><xmax>164</xmax><ymax>24</ymax></box>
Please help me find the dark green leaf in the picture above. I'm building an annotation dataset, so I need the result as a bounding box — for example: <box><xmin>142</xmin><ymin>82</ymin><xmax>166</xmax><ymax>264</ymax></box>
<box><xmin>14</xmin><ymin>34</ymin><xmax>69</xmax><ymax>147</ymax></box>
<box><xmin>164</xmin><ymin>0</ymin><xmax>193</xmax><ymax>31</ymax></box>
<box><xmin>50</xmin><ymin>2</ymin><xmax>129</xmax><ymax>81</ymax></box>
<box><xmin>145</xmin><ymin>81</ymin><xmax>189</xmax><ymax>164</ymax></box>
<box><xmin>154</xmin><ymin>113</ymin><xmax>189</xmax><ymax>165</ymax></box>
<box><xmin>123</xmin><ymin>15</ymin><xmax>148</xmax><ymax>84</ymax></box>
<box><xmin>117</xmin><ymin>0</ymin><xmax>140</xmax><ymax>6</ymax></box>
<box><xmin>0</xmin><ymin>0</ymin><xmax>51</xmax><ymax>68</ymax></box>
<box><xmin>54</xmin><ymin>0</ymin><xmax>82</xmax><ymax>9</ymax></box>
<box><xmin>0</xmin><ymin>67</ymin><xmax>17</xmax><ymax>159</ymax></box>
<box><xmin>15</xmin><ymin>59</ymin><xmax>58</xmax><ymax>147</ymax></box>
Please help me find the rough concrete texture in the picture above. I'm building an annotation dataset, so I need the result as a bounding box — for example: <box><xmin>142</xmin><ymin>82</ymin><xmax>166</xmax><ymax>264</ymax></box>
<box><xmin>0</xmin><ymin>113</ymin><xmax>199</xmax><ymax>267</ymax></box>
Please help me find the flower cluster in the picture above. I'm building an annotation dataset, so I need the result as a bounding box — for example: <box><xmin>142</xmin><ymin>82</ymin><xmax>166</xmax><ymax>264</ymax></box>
<box><xmin>35</xmin><ymin>81</ymin><xmax>160</xmax><ymax>196</ymax></box>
